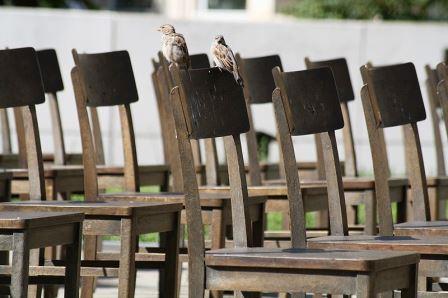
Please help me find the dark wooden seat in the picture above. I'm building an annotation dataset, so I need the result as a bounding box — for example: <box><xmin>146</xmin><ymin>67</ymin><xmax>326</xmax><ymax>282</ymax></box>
<box><xmin>169</xmin><ymin>63</ymin><xmax>418</xmax><ymax>297</ymax></box>
<box><xmin>206</xmin><ymin>247</ymin><xmax>418</xmax><ymax>271</ymax></box>
<box><xmin>307</xmin><ymin>62</ymin><xmax>448</xmax><ymax>295</ymax></box>
<box><xmin>0</xmin><ymin>48</ymin><xmax>183</xmax><ymax>298</ymax></box>
<box><xmin>309</xmin><ymin>235</ymin><xmax>448</xmax><ymax>255</ymax></box>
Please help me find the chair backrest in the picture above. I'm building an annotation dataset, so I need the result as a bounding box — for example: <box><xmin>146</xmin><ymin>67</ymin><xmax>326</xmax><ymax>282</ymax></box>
<box><xmin>170</xmin><ymin>64</ymin><xmax>251</xmax><ymax>297</ymax></box>
<box><xmin>36</xmin><ymin>49</ymin><xmax>68</xmax><ymax>165</ymax></box>
<box><xmin>272</xmin><ymin>66</ymin><xmax>347</xmax><ymax>244</ymax></box>
<box><xmin>153</xmin><ymin>52</ymin><xmax>213</xmax><ymax>190</ymax></box>
<box><xmin>0</xmin><ymin>47</ymin><xmax>46</xmax><ymax>200</ymax></box>
<box><xmin>37</xmin><ymin>49</ymin><xmax>64</xmax><ymax>93</ymax></box>
<box><xmin>72</xmin><ymin>49</ymin><xmax>140</xmax><ymax>200</ymax></box>
<box><xmin>425</xmin><ymin>65</ymin><xmax>446</xmax><ymax>176</ymax></box>
<box><xmin>305</xmin><ymin>57</ymin><xmax>358</xmax><ymax>177</ymax></box>
<box><xmin>235</xmin><ymin>54</ymin><xmax>283</xmax><ymax>185</ymax></box>
<box><xmin>360</xmin><ymin>62</ymin><xmax>429</xmax><ymax>235</ymax></box>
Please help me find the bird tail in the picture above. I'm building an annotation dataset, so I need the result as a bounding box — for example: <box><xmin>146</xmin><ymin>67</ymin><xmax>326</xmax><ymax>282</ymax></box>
<box><xmin>234</xmin><ymin>71</ymin><xmax>244</xmax><ymax>88</ymax></box>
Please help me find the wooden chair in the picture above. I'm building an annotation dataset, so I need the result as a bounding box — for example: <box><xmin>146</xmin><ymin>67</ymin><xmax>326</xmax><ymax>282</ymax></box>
<box><xmin>304</xmin><ymin>57</ymin><xmax>409</xmax><ymax>233</ymax></box>
<box><xmin>0</xmin><ymin>48</ymin><xmax>183</xmax><ymax>298</ymax></box>
<box><xmin>0</xmin><ymin>46</ymin><xmax>86</xmax><ymax>297</ymax></box>
<box><xmin>308</xmin><ymin>62</ymin><xmax>448</xmax><ymax>295</ymax></box>
<box><xmin>170</xmin><ymin>63</ymin><xmax>419</xmax><ymax>297</ymax></box>
<box><xmin>0</xmin><ymin>49</ymin><xmax>87</xmax><ymax>201</ymax></box>
<box><xmin>40</xmin><ymin>48</ymin><xmax>170</xmax><ymax>192</ymax></box>
<box><xmin>156</xmin><ymin>54</ymin><xmax>329</xmax><ymax>248</ymax></box>
<box><xmin>70</xmin><ymin>49</ymin><xmax>262</xmax><ymax>296</ymax></box>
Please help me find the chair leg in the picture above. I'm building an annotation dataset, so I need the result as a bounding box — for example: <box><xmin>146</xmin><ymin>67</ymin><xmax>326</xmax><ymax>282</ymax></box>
<box><xmin>118</xmin><ymin>217</ymin><xmax>137</xmax><ymax>298</ymax></box>
<box><xmin>356</xmin><ymin>274</ymin><xmax>374</xmax><ymax>298</ymax></box>
<box><xmin>364</xmin><ymin>190</ymin><xmax>376</xmax><ymax>235</ymax></box>
<box><xmin>396</xmin><ymin>187</ymin><xmax>408</xmax><ymax>224</ymax></box>
<box><xmin>210</xmin><ymin>209</ymin><xmax>225</xmax><ymax>298</ymax></box>
<box><xmin>162</xmin><ymin>213</ymin><xmax>180</xmax><ymax>298</ymax></box>
<box><xmin>252</xmin><ymin>204</ymin><xmax>265</xmax><ymax>248</ymax></box>
<box><xmin>11</xmin><ymin>232</ymin><xmax>30</xmax><ymax>298</ymax></box>
<box><xmin>65</xmin><ymin>222</ymin><xmax>82</xmax><ymax>298</ymax></box>
<box><xmin>400</xmin><ymin>264</ymin><xmax>417</xmax><ymax>298</ymax></box>
<box><xmin>81</xmin><ymin>235</ymin><xmax>98</xmax><ymax>298</ymax></box>
<box><xmin>28</xmin><ymin>248</ymin><xmax>43</xmax><ymax>297</ymax></box>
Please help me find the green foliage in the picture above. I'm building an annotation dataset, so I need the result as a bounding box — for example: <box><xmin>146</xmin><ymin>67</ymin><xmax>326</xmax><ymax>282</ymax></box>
<box><xmin>280</xmin><ymin>0</ymin><xmax>448</xmax><ymax>21</ymax></box>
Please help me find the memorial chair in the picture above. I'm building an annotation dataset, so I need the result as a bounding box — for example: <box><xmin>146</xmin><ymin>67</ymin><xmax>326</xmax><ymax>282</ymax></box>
<box><xmin>308</xmin><ymin>62</ymin><xmax>448</xmax><ymax>295</ymax></box>
<box><xmin>0</xmin><ymin>48</ymin><xmax>183</xmax><ymax>298</ymax></box>
<box><xmin>170</xmin><ymin>62</ymin><xmax>419</xmax><ymax>297</ymax></box>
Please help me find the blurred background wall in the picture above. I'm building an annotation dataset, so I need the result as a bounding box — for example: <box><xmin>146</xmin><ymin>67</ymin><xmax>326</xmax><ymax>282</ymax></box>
<box><xmin>0</xmin><ymin>0</ymin><xmax>447</xmax><ymax>176</ymax></box>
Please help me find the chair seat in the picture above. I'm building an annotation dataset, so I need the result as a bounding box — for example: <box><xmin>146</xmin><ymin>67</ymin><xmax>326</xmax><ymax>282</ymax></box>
<box><xmin>263</xmin><ymin>177</ymin><xmax>408</xmax><ymax>190</ymax></box>
<box><xmin>0</xmin><ymin>200</ymin><xmax>182</xmax><ymax>216</ymax></box>
<box><xmin>394</xmin><ymin>221</ymin><xmax>448</xmax><ymax>237</ymax></box>
<box><xmin>308</xmin><ymin>234</ymin><xmax>448</xmax><ymax>255</ymax></box>
<box><xmin>199</xmin><ymin>184</ymin><xmax>327</xmax><ymax>197</ymax></box>
<box><xmin>8</xmin><ymin>165</ymin><xmax>84</xmax><ymax>178</ymax></box>
<box><xmin>0</xmin><ymin>211</ymin><xmax>84</xmax><ymax>229</ymax></box>
<box><xmin>426</xmin><ymin>176</ymin><xmax>448</xmax><ymax>187</ymax></box>
<box><xmin>96</xmin><ymin>164</ymin><xmax>169</xmax><ymax>176</ymax></box>
<box><xmin>99</xmin><ymin>191</ymin><xmax>266</xmax><ymax>208</ymax></box>
<box><xmin>205</xmin><ymin>247</ymin><xmax>418</xmax><ymax>272</ymax></box>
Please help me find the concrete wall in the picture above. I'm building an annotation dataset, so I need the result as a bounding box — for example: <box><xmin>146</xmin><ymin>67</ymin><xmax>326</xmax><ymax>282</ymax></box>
<box><xmin>0</xmin><ymin>7</ymin><xmax>447</xmax><ymax>175</ymax></box>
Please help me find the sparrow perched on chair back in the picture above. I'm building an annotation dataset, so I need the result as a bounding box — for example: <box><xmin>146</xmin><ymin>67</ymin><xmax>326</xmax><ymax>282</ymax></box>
<box><xmin>158</xmin><ymin>24</ymin><xmax>190</xmax><ymax>69</ymax></box>
<box><xmin>210</xmin><ymin>35</ymin><xmax>244</xmax><ymax>87</ymax></box>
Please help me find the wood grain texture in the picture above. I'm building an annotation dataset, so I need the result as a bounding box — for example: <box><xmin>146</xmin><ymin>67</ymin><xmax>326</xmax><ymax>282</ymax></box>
<box><xmin>73</xmin><ymin>49</ymin><xmax>138</xmax><ymax>107</ymax></box>
<box><xmin>365</xmin><ymin>62</ymin><xmax>426</xmax><ymax>128</ymax></box>
<box><xmin>272</xmin><ymin>66</ymin><xmax>344</xmax><ymax>136</ymax></box>
<box><xmin>304</xmin><ymin>57</ymin><xmax>354</xmax><ymax>102</ymax></box>
<box><xmin>0</xmin><ymin>48</ymin><xmax>45</xmax><ymax>108</ymax></box>
<box><xmin>237</xmin><ymin>54</ymin><xmax>282</xmax><ymax>104</ymax></box>
<box><xmin>425</xmin><ymin>65</ymin><xmax>445</xmax><ymax>176</ymax></box>
<box><xmin>272</xmin><ymin>88</ymin><xmax>306</xmax><ymax>248</ymax></box>
<box><xmin>360</xmin><ymin>82</ymin><xmax>394</xmax><ymax>236</ymax></box>
<box><xmin>169</xmin><ymin>85</ymin><xmax>205</xmax><ymax>297</ymax></box>
<box><xmin>172</xmin><ymin>66</ymin><xmax>250</xmax><ymax>139</ymax></box>
<box><xmin>71</xmin><ymin>66</ymin><xmax>99</xmax><ymax>201</ymax></box>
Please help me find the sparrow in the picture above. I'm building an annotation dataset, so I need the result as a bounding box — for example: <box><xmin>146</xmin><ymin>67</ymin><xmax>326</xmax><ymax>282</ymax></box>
<box><xmin>157</xmin><ymin>24</ymin><xmax>190</xmax><ymax>69</ymax></box>
<box><xmin>210</xmin><ymin>35</ymin><xmax>244</xmax><ymax>87</ymax></box>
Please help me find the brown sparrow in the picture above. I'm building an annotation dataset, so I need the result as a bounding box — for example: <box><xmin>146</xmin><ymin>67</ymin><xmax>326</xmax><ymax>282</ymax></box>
<box><xmin>210</xmin><ymin>35</ymin><xmax>243</xmax><ymax>87</ymax></box>
<box><xmin>157</xmin><ymin>24</ymin><xmax>190</xmax><ymax>69</ymax></box>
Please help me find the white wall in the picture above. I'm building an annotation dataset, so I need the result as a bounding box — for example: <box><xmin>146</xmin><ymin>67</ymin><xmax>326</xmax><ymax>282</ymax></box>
<box><xmin>0</xmin><ymin>7</ymin><xmax>447</xmax><ymax>175</ymax></box>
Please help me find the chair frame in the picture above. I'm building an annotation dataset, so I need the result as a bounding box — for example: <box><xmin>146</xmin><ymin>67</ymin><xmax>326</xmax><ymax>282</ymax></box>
<box><xmin>170</xmin><ymin>63</ymin><xmax>418</xmax><ymax>297</ymax></box>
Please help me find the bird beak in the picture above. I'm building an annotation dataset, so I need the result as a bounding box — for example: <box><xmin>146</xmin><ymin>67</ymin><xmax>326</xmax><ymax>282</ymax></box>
<box><xmin>157</xmin><ymin>27</ymin><xmax>162</xmax><ymax>32</ymax></box>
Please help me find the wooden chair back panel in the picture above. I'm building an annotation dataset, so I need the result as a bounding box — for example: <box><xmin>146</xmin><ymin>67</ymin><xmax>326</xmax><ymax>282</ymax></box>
<box><xmin>366</xmin><ymin>63</ymin><xmax>426</xmax><ymax>128</ymax></box>
<box><xmin>0</xmin><ymin>48</ymin><xmax>46</xmax><ymax>200</ymax></box>
<box><xmin>305</xmin><ymin>57</ymin><xmax>354</xmax><ymax>102</ymax></box>
<box><xmin>36</xmin><ymin>49</ymin><xmax>64</xmax><ymax>93</ymax></box>
<box><xmin>237</xmin><ymin>54</ymin><xmax>282</xmax><ymax>104</ymax></box>
<box><xmin>273</xmin><ymin>66</ymin><xmax>348</xmax><ymax>237</ymax></box>
<box><xmin>190</xmin><ymin>54</ymin><xmax>211</xmax><ymax>69</ymax></box>
<box><xmin>0</xmin><ymin>48</ymin><xmax>45</xmax><ymax>108</ymax></box>
<box><xmin>273</xmin><ymin>67</ymin><xmax>344</xmax><ymax>136</ymax></box>
<box><xmin>72</xmin><ymin>49</ymin><xmax>140</xmax><ymax>193</ymax></box>
<box><xmin>73</xmin><ymin>50</ymin><xmax>138</xmax><ymax>107</ymax></box>
<box><xmin>172</xmin><ymin>66</ymin><xmax>250</xmax><ymax>139</ymax></box>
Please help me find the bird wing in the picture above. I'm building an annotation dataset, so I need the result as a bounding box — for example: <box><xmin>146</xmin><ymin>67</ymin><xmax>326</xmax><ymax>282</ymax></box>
<box><xmin>172</xmin><ymin>33</ymin><xmax>190</xmax><ymax>68</ymax></box>
<box><xmin>213</xmin><ymin>44</ymin><xmax>235</xmax><ymax>71</ymax></box>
